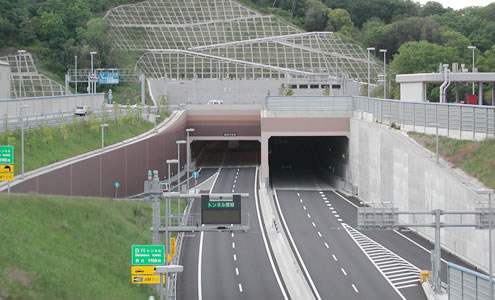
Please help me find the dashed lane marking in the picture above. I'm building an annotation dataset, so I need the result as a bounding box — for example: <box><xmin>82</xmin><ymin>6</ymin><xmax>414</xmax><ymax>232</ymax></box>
<box><xmin>324</xmin><ymin>242</ymin><xmax>329</xmax><ymax>248</ymax></box>
<box><xmin>239</xmin><ymin>283</ymin><xmax>243</xmax><ymax>292</ymax></box>
<box><xmin>337</xmin><ymin>218</ymin><xmax>343</xmax><ymax>222</ymax></box>
<box><xmin>233</xmin><ymin>254</ymin><xmax>237</xmax><ymax>261</ymax></box>
<box><xmin>318</xmin><ymin>232</ymin><xmax>322</xmax><ymax>237</ymax></box>
<box><xmin>343</xmin><ymin>223</ymin><xmax>420</xmax><ymax>295</ymax></box>
<box><xmin>303</xmin><ymin>206</ymin><xmax>307</xmax><ymax>210</ymax></box>
<box><xmin>352</xmin><ymin>284</ymin><xmax>359</xmax><ymax>293</ymax></box>
<box><xmin>307</xmin><ymin>213</ymin><xmax>311</xmax><ymax>218</ymax></box>
<box><xmin>312</xmin><ymin>222</ymin><xmax>316</xmax><ymax>227</ymax></box>
<box><xmin>332</xmin><ymin>254</ymin><xmax>338</xmax><ymax>261</ymax></box>
<box><xmin>341</xmin><ymin>268</ymin><xmax>347</xmax><ymax>276</ymax></box>
<box><xmin>235</xmin><ymin>268</ymin><xmax>239</xmax><ymax>276</ymax></box>
<box><xmin>232</xmin><ymin>242</ymin><xmax>235</xmax><ymax>249</ymax></box>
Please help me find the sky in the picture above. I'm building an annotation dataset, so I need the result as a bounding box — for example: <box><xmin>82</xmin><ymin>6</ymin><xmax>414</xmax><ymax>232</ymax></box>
<box><xmin>416</xmin><ymin>0</ymin><xmax>494</xmax><ymax>10</ymax></box>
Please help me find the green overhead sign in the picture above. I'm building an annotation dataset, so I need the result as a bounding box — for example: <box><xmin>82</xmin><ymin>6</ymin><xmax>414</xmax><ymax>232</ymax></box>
<box><xmin>0</xmin><ymin>146</ymin><xmax>14</xmax><ymax>164</ymax></box>
<box><xmin>132</xmin><ymin>245</ymin><xmax>165</xmax><ymax>265</ymax></box>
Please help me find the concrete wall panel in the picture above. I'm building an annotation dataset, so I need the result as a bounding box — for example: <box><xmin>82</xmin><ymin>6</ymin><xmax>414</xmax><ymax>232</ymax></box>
<box><xmin>71</xmin><ymin>157</ymin><xmax>101</xmax><ymax>197</ymax></box>
<box><xmin>37</xmin><ymin>166</ymin><xmax>71</xmax><ymax>196</ymax></box>
<box><xmin>101</xmin><ymin>148</ymin><xmax>126</xmax><ymax>198</ymax></box>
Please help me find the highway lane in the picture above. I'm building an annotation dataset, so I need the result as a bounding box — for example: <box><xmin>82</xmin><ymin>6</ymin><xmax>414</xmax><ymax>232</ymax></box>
<box><xmin>201</xmin><ymin>167</ymin><xmax>286</xmax><ymax>300</ymax></box>
<box><xmin>276</xmin><ymin>189</ymin><xmax>413</xmax><ymax>300</ymax></box>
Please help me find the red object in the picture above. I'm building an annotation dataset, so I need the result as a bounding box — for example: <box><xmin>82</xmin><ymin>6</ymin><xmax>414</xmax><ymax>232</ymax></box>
<box><xmin>466</xmin><ymin>94</ymin><xmax>478</xmax><ymax>105</ymax></box>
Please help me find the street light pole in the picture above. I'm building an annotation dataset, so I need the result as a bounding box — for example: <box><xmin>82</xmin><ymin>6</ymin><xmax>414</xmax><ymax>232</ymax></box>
<box><xmin>100</xmin><ymin>123</ymin><xmax>109</xmax><ymax>151</ymax></box>
<box><xmin>17</xmin><ymin>50</ymin><xmax>26</xmax><ymax>100</ymax></box>
<box><xmin>468</xmin><ymin>46</ymin><xmax>476</xmax><ymax>95</ymax></box>
<box><xmin>176</xmin><ymin>140</ymin><xmax>186</xmax><ymax>217</ymax></box>
<box><xmin>75</xmin><ymin>55</ymin><xmax>78</xmax><ymax>95</ymax></box>
<box><xmin>186</xmin><ymin>128</ymin><xmax>195</xmax><ymax>192</ymax></box>
<box><xmin>367</xmin><ymin>47</ymin><xmax>375</xmax><ymax>99</ymax></box>
<box><xmin>90</xmin><ymin>51</ymin><xmax>97</xmax><ymax>94</ymax></box>
<box><xmin>380</xmin><ymin>49</ymin><xmax>387</xmax><ymax>99</ymax></box>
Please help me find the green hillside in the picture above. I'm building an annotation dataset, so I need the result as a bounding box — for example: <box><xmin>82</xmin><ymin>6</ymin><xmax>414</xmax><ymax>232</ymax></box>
<box><xmin>0</xmin><ymin>194</ymin><xmax>158</xmax><ymax>300</ymax></box>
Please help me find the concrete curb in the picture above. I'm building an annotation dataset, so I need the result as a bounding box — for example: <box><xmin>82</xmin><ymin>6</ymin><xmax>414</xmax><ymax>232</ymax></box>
<box><xmin>422</xmin><ymin>282</ymin><xmax>448</xmax><ymax>300</ymax></box>
<box><xmin>258</xmin><ymin>182</ymin><xmax>315</xmax><ymax>300</ymax></box>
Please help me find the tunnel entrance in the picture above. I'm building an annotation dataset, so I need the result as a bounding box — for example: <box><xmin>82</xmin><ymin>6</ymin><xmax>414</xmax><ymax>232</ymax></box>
<box><xmin>191</xmin><ymin>140</ymin><xmax>260</xmax><ymax>167</ymax></box>
<box><xmin>269</xmin><ymin>136</ymin><xmax>349</xmax><ymax>189</ymax></box>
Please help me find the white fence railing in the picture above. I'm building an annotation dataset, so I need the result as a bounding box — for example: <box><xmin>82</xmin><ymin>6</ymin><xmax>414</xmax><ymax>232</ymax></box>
<box><xmin>266</xmin><ymin>96</ymin><xmax>495</xmax><ymax>140</ymax></box>
<box><xmin>448</xmin><ymin>262</ymin><xmax>495</xmax><ymax>300</ymax></box>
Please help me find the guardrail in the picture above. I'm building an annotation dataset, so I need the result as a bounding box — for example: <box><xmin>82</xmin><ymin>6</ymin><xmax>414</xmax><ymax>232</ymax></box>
<box><xmin>266</xmin><ymin>96</ymin><xmax>495</xmax><ymax>140</ymax></box>
<box><xmin>448</xmin><ymin>262</ymin><xmax>495</xmax><ymax>299</ymax></box>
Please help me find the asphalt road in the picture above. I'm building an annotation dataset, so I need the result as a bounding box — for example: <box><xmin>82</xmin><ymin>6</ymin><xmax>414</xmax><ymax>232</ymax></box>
<box><xmin>276</xmin><ymin>189</ymin><xmax>413</xmax><ymax>300</ymax></box>
<box><xmin>177</xmin><ymin>142</ymin><xmax>285</xmax><ymax>300</ymax></box>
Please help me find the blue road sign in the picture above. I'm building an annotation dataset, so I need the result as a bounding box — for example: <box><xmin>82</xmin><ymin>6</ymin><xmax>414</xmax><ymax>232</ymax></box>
<box><xmin>114</xmin><ymin>182</ymin><xmax>120</xmax><ymax>188</ymax></box>
<box><xmin>99</xmin><ymin>72</ymin><xmax>119</xmax><ymax>85</ymax></box>
<box><xmin>192</xmin><ymin>171</ymin><xmax>199</xmax><ymax>179</ymax></box>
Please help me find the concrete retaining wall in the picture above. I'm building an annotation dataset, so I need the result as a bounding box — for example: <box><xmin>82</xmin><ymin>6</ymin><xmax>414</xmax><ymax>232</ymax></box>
<box><xmin>0</xmin><ymin>94</ymin><xmax>105</xmax><ymax>117</ymax></box>
<box><xmin>349</xmin><ymin>117</ymin><xmax>492</xmax><ymax>272</ymax></box>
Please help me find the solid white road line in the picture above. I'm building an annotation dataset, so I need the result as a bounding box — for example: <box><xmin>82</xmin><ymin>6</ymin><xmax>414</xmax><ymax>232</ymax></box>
<box><xmin>352</xmin><ymin>284</ymin><xmax>359</xmax><ymax>293</ymax></box>
<box><xmin>198</xmin><ymin>231</ymin><xmax>204</xmax><ymax>300</ymax></box>
<box><xmin>332</xmin><ymin>190</ymin><xmax>358</xmax><ymax>208</ymax></box>
<box><xmin>393</xmin><ymin>230</ymin><xmax>448</xmax><ymax>264</ymax></box>
<box><xmin>332</xmin><ymin>254</ymin><xmax>338</xmax><ymax>261</ymax></box>
<box><xmin>341</xmin><ymin>268</ymin><xmax>347</xmax><ymax>276</ymax></box>
<box><xmin>274</xmin><ymin>190</ymin><xmax>321</xmax><ymax>300</ymax></box>
<box><xmin>254</xmin><ymin>168</ymin><xmax>288</xmax><ymax>300</ymax></box>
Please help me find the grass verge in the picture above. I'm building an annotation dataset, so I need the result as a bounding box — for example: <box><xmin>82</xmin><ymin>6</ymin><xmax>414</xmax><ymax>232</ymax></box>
<box><xmin>0</xmin><ymin>194</ymin><xmax>186</xmax><ymax>300</ymax></box>
<box><xmin>408</xmin><ymin>132</ymin><xmax>495</xmax><ymax>188</ymax></box>
<box><xmin>1</xmin><ymin>110</ymin><xmax>169</xmax><ymax>175</ymax></box>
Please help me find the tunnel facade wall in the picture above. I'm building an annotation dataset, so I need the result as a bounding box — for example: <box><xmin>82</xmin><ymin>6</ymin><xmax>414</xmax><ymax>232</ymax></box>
<box><xmin>349</xmin><ymin>118</ymin><xmax>491</xmax><ymax>272</ymax></box>
<box><xmin>10</xmin><ymin>112</ymin><xmax>188</xmax><ymax>198</ymax></box>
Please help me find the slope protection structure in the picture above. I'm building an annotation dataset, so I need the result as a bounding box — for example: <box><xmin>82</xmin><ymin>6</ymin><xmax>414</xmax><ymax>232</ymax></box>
<box><xmin>0</xmin><ymin>53</ymin><xmax>65</xmax><ymax>99</ymax></box>
<box><xmin>104</xmin><ymin>0</ymin><xmax>381</xmax><ymax>86</ymax></box>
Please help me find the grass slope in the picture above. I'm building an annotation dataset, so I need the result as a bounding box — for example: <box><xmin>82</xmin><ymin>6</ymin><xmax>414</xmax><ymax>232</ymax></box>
<box><xmin>0</xmin><ymin>194</ymin><xmax>156</xmax><ymax>300</ymax></box>
<box><xmin>408</xmin><ymin>132</ymin><xmax>495</xmax><ymax>188</ymax></box>
<box><xmin>2</xmin><ymin>111</ymin><xmax>169</xmax><ymax>175</ymax></box>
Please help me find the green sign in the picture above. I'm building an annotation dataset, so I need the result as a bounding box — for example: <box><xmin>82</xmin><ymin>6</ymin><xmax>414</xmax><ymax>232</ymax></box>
<box><xmin>0</xmin><ymin>146</ymin><xmax>13</xmax><ymax>164</ymax></box>
<box><xmin>132</xmin><ymin>245</ymin><xmax>165</xmax><ymax>266</ymax></box>
<box><xmin>207</xmin><ymin>202</ymin><xmax>235</xmax><ymax>208</ymax></box>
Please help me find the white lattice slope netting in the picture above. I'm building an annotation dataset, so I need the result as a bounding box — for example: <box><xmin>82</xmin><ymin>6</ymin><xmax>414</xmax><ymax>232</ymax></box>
<box><xmin>0</xmin><ymin>53</ymin><xmax>65</xmax><ymax>99</ymax></box>
<box><xmin>105</xmin><ymin>0</ymin><xmax>381</xmax><ymax>83</ymax></box>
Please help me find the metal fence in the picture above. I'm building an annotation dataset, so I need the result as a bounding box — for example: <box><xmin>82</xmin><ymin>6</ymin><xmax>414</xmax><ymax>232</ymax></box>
<box><xmin>266</xmin><ymin>96</ymin><xmax>495</xmax><ymax>140</ymax></box>
<box><xmin>448</xmin><ymin>262</ymin><xmax>495</xmax><ymax>300</ymax></box>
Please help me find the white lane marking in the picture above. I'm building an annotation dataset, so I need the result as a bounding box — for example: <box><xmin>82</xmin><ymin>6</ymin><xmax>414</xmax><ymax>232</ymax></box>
<box><xmin>232</xmin><ymin>242</ymin><xmax>235</xmax><ymax>249</ymax></box>
<box><xmin>341</xmin><ymin>268</ymin><xmax>347</xmax><ymax>276</ymax></box>
<box><xmin>233</xmin><ymin>184</ymin><xmax>236</xmax><ymax>189</ymax></box>
<box><xmin>300</xmin><ymin>199</ymin><xmax>303</xmax><ymax>203</ymax></box>
<box><xmin>324</xmin><ymin>242</ymin><xmax>329</xmax><ymax>248</ymax></box>
<box><xmin>303</xmin><ymin>206</ymin><xmax>307</xmax><ymax>210</ymax></box>
<box><xmin>297</xmin><ymin>193</ymin><xmax>300</xmax><ymax>197</ymax></box>
<box><xmin>274</xmin><ymin>190</ymin><xmax>321</xmax><ymax>300</ymax></box>
<box><xmin>235</xmin><ymin>268</ymin><xmax>239</xmax><ymax>276</ymax></box>
<box><xmin>232</xmin><ymin>189</ymin><xmax>235</xmax><ymax>193</ymax></box>
<box><xmin>317</xmin><ymin>232</ymin><xmax>322</xmax><ymax>237</ymax></box>
<box><xmin>322</xmin><ymin>197</ymin><xmax>327</xmax><ymax>200</ymax></box>
<box><xmin>352</xmin><ymin>284</ymin><xmax>359</xmax><ymax>293</ymax></box>
<box><xmin>198</xmin><ymin>231</ymin><xmax>204</xmax><ymax>300</ymax></box>
<box><xmin>312</xmin><ymin>222</ymin><xmax>316</xmax><ymax>227</ymax></box>
<box><xmin>234</xmin><ymin>179</ymin><xmax>237</xmax><ymax>184</ymax></box>
<box><xmin>324</xmin><ymin>200</ymin><xmax>329</xmax><ymax>203</ymax></box>
<box><xmin>319</xmin><ymin>191</ymin><xmax>324</xmax><ymax>194</ymax></box>
<box><xmin>233</xmin><ymin>254</ymin><xmax>237</xmax><ymax>261</ymax></box>
<box><xmin>337</xmin><ymin>218</ymin><xmax>343</xmax><ymax>222</ymax></box>
<box><xmin>393</xmin><ymin>230</ymin><xmax>448</xmax><ymax>264</ymax></box>
<box><xmin>332</xmin><ymin>254</ymin><xmax>338</xmax><ymax>261</ymax></box>
<box><xmin>326</xmin><ymin>204</ymin><xmax>331</xmax><ymax>206</ymax></box>
<box><xmin>332</xmin><ymin>190</ymin><xmax>358</xmax><ymax>208</ymax></box>
<box><xmin>335</xmin><ymin>214</ymin><xmax>340</xmax><ymax>218</ymax></box>
<box><xmin>307</xmin><ymin>213</ymin><xmax>311</xmax><ymax>218</ymax></box>
<box><xmin>332</xmin><ymin>210</ymin><xmax>337</xmax><ymax>213</ymax></box>
<box><xmin>231</xmin><ymin>232</ymin><xmax>234</xmax><ymax>238</ymax></box>
<box><xmin>255</xmin><ymin>168</ymin><xmax>288</xmax><ymax>300</ymax></box>
<box><xmin>239</xmin><ymin>283</ymin><xmax>243</xmax><ymax>292</ymax></box>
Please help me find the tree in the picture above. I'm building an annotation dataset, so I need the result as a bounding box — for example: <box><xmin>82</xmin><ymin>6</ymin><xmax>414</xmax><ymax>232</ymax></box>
<box><xmin>39</xmin><ymin>12</ymin><xmax>68</xmax><ymax>48</ymax></box>
<box><xmin>359</xmin><ymin>18</ymin><xmax>386</xmax><ymax>49</ymax></box>
<box><xmin>420</xmin><ymin>1</ymin><xmax>449</xmax><ymax>17</ymax></box>
<box><xmin>327</xmin><ymin>8</ymin><xmax>353</xmax><ymax>33</ymax></box>
<box><xmin>303</xmin><ymin>0</ymin><xmax>330</xmax><ymax>32</ymax></box>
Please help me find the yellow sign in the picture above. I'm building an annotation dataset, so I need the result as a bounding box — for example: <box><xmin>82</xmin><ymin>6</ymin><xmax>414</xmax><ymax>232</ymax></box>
<box><xmin>170</xmin><ymin>238</ymin><xmax>176</xmax><ymax>256</ymax></box>
<box><xmin>131</xmin><ymin>266</ymin><xmax>156</xmax><ymax>275</ymax></box>
<box><xmin>168</xmin><ymin>254</ymin><xmax>173</xmax><ymax>263</ymax></box>
<box><xmin>0</xmin><ymin>173</ymin><xmax>13</xmax><ymax>181</ymax></box>
<box><xmin>0</xmin><ymin>165</ymin><xmax>13</xmax><ymax>173</ymax></box>
<box><xmin>131</xmin><ymin>275</ymin><xmax>162</xmax><ymax>284</ymax></box>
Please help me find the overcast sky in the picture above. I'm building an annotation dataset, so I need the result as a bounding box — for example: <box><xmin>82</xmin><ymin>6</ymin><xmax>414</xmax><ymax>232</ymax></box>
<box><xmin>416</xmin><ymin>0</ymin><xmax>494</xmax><ymax>10</ymax></box>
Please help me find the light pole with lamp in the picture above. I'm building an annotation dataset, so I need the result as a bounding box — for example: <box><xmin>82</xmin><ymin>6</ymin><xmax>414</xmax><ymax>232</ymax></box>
<box><xmin>379</xmin><ymin>49</ymin><xmax>387</xmax><ymax>99</ymax></box>
<box><xmin>74</xmin><ymin>55</ymin><xmax>77</xmax><ymax>94</ymax></box>
<box><xmin>100</xmin><ymin>124</ymin><xmax>109</xmax><ymax>151</ymax></box>
<box><xmin>477</xmin><ymin>189</ymin><xmax>494</xmax><ymax>300</ymax></box>
<box><xmin>20</xmin><ymin>104</ymin><xmax>29</xmax><ymax>177</ymax></box>
<box><xmin>166</xmin><ymin>159</ymin><xmax>179</xmax><ymax>260</ymax></box>
<box><xmin>367</xmin><ymin>47</ymin><xmax>375</xmax><ymax>99</ymax></box>
<box><xmin>468</xmin><ymin>46</ymin><xmax>476</xmax><ymax>95</ymax></box>
<box><xmin>186</xmin><ymin>128</ymin><xmax>195</xmax><ymax>192</ymax></box>
<box><xmin>176</xmin><ymin>140</ymin><xmax>186</xmax><ymax>217</ymax></box>
<box><xmin>16</xmin><ymin>50</ymin><xmax>26</xmax><ymax>116</ymax></box>
<box><xmin>153</xmin><ymin>115</ymin><xmax>161</xmax><ymax>133</ymax></box>
<box><xmin>90</xmin><ymin>51</ymin><xmax>97</xmax><ymax>94</ymax></box>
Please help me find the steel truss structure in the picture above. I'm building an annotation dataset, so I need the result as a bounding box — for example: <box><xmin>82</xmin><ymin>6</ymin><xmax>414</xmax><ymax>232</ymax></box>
<box><xmin>0</xmin><ymin>53</ymin><xmax>65</xmax><ymax>99</ymax></box>
<box><xmin>105</xmin><ymin>0</ymin><xmax>381</xmax><ymax>84</ymax></box>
